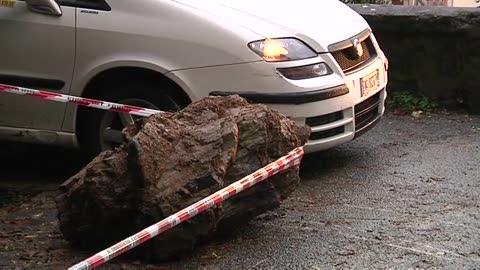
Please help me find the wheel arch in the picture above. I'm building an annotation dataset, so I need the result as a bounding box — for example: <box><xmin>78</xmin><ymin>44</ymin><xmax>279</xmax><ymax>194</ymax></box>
<box><xmin>80</xmin><ymin>66</ymin><xmax>192</xmax><ymax>104</ymax></box>
<box><xmin>62</xmin><ymin>65</ymin><xmax>193</xmax><ymax>134</ymax></box>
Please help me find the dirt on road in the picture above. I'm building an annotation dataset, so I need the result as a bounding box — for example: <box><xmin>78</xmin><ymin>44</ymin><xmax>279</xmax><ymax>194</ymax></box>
<box><xmin>0</xmin><ymin>111</ymin><xmax>479</xmax><ymax>270</ymax></box>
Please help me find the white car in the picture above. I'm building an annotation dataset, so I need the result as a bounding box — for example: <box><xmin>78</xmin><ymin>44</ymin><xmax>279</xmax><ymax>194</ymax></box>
<box><xmin>0</xmin><ymin>0</ymin><xmax>388</xmax><ymax>156</ymax></box>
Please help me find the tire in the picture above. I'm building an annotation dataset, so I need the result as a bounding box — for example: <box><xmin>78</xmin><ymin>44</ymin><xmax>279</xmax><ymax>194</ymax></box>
<box><xmin>77</xmin><ymin>81</ymin><xmax>182</xmax><ymax>160</ymax></box>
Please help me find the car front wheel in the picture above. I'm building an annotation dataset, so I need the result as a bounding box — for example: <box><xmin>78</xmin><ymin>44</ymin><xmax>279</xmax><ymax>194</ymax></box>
<box><xmin>77</xmin><ymin>82</ymin><xmax>181</xmax><ymax>160</ymax></box>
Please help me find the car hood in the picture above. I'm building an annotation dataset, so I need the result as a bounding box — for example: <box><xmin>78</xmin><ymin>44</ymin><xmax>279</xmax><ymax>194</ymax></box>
<box><xmin>172</xmin><ymin>0</ymin><xmax>370</xmax><ymax>52</ymax></box>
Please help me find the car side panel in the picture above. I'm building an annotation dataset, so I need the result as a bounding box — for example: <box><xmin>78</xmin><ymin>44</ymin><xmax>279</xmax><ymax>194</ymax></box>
<box><xmin>0</xmin><ymin>2</ymin><xmax>75</xmax><ymax>130</ymax></box>
<box><xmin>61</xmin><ymin>0</ymin><xmax>262</xmax><ymax>132</ymax></box>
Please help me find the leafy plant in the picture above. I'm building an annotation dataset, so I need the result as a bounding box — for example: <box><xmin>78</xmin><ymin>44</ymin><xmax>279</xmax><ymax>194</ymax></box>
<box><xmin>386</xmin><ymin>90</ymin><xmax>439</xmax><ymax>112</ymax></box>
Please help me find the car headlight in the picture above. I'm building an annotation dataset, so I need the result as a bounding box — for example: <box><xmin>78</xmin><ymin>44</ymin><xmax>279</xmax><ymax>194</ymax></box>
<box><xmin>277</xmin><ymin>63</ymin><xmax>332</xmax><ymax>80</ymax></box>
<box><xmin>248</xmin><ymin>38</ymin><xmax>317</xmax><ymax>62</ymax></box>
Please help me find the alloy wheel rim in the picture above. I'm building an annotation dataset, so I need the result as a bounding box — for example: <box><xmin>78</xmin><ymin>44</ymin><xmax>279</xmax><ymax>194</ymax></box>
<box><xmin>99</xmin><ymin>98</ymin><xmax>158</xmax><ymax>151</ymax></box>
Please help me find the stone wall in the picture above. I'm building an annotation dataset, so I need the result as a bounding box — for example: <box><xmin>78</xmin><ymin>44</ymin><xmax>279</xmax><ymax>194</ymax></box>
<box><xmin>350</xmin><ymin>5</ymin><xmax>480</xmax><ymax>112</ymax></box>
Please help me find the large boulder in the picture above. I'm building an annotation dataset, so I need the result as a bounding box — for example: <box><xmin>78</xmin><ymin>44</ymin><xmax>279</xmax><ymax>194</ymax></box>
<box><xmin>56</xmin><ymin>95</ymin><xmax>310</xmax><ymax>261</ymax></box>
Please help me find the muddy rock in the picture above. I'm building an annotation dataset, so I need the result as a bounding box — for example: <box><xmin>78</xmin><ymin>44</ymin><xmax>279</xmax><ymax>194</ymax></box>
<box><xmin>56</xmin><ymin>95</ymin><xmax>310</xmax><ymax>261</ymax></box>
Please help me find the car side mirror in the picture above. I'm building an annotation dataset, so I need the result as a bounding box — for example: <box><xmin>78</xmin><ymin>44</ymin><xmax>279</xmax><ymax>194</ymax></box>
<box><xmin>25</xmin><ymin>0</ymin><xmax>62</xmax><ymax>16</ymax></box>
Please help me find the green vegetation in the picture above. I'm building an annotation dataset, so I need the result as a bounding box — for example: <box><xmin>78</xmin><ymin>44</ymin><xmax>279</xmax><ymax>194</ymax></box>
<box><xmin>343</xmin><ymin>0</ymin><xmax>479</xmax><ymax>5</ymax></box>
<box><xmin>386</xmin><ymin>90</ymin><xmax>439</xmax><ymax>112</ymax></box>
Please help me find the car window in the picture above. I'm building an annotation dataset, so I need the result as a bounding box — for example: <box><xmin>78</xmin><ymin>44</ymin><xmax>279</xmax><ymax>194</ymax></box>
<box><xmin>61</xmin><ymin>0</ymin><xmax>111</xmax><ymax>11</ymax></box>
<box><xmin>14</xmin><ymin>0</ymin><xmax>111</xmax><ymax>11</ymax></box>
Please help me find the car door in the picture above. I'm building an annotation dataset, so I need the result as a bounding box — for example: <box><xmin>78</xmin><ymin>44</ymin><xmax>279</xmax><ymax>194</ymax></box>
<box><xmin>0</xmin><ymin>0</ymin><xmax>75</xmax><ymax>131</ymax></box>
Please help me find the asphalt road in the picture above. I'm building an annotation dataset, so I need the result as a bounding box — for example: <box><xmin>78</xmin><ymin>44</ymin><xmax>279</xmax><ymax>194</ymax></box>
<box><xmin>1</xmin><ymin>111</ymin><xmax>479</xmax><ymax>269</ymax></box>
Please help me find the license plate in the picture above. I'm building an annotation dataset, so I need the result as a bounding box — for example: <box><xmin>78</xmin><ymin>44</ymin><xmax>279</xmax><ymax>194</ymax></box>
<box><xmin>0</xmin><ymin>0</ymin><xmax>16</xmax><ymax>8</ymax></box>
<box><xmin>360</xmin><ymin>70</ymin><xmax>380</xmax><ymax>97</ymax></box>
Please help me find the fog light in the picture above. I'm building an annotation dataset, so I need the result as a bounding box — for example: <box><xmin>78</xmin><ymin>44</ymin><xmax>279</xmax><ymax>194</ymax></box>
<box><xmin>277</xmin><ymin>63</ymin><xmax>332</xmax><ymax>80</ymax></box>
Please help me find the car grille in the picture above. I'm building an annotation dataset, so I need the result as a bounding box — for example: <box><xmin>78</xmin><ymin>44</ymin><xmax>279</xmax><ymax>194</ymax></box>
<box><xmin>331</xmin><ymin>36</ymin><xmax>377</xmax><ymax>73</ymax></box>
<box><xmin>355</xmin><ymin>92</ymin><xmax>381</xmax><ymax>131</ymax></box>
<box><xmin>306</xmin><ymin>111</ymin><xmax>343</xmax><ymax>127</ymax></box>
<box><xmin>306</xmin><ymin>111</ymin><xmax>345</xmax><ymax>141</ymax></box>
<box><xmin>310</xmin><ymin>126</ymin><xmax>345</xmax><ymax>141</ymax></box>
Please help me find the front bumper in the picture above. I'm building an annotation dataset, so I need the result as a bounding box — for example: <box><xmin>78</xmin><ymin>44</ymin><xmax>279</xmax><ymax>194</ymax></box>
<box><xmin>210</xmin><ymin>84</ymin><xmax>350</xmax><ymax>105</ymax></box>
<box><xmin>302</xmin><ymin>88</ymin><xmax>386</xmax><ymax>153</ymax></box>
<box><xmin>168</xmin><ymin>49</ymin><xmax>388</xmax><ymax>153</ymax></box>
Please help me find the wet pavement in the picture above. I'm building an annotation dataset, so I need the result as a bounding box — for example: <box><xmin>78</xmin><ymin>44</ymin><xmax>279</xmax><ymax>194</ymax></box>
<box><xmin>0</xmin><ymin>111</ymin><xmax>479</xmax><ymax>270</ymax></box>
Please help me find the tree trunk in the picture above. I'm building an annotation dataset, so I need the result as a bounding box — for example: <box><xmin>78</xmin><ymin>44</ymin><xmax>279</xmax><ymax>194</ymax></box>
<box><xmin>56</xmin><ymin>95</ymin><xmax>310</xmax><ymax>261</ymax></box>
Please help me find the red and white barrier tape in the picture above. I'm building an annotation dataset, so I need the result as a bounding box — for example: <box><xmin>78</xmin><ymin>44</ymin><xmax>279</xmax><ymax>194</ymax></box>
<box><xmin>69</xmin><ymin>146</ymin><xmax>304</xmax><ymax>270</ymax></box>
<box><xmin>0</xmin><ymin>83</ymin><xmax>162</xmax><ymax>117</ymax></box>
